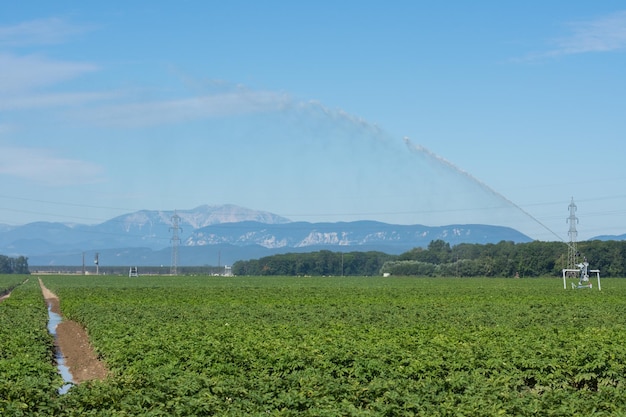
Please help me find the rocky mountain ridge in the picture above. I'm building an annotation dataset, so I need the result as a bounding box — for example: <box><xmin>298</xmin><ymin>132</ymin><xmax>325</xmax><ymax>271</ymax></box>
<box><xmin>0</xmin><ymin>204</ymin><xmax>543</xmax><ymax>266</ymax></box>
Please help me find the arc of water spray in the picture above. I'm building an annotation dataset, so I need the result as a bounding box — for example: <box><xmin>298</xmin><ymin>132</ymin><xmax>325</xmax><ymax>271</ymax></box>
<box><xmin>281</xmin><ymin>93</ymin><xmax>569</xmax><ymax>245</ymax></box>
<box><xmin>402</xmin><ymin>137</ymin><xmax>569</xmax><ymax>244</ymax></box>
<box><xmin>289</xmin><ymin>98</ymin><xmax>569</xmax><ymax>245</ymax></box>
<box><xmin>294</xmin><ymin>100</ymin><xmax>387</xmax><ymax>139</ymax></box>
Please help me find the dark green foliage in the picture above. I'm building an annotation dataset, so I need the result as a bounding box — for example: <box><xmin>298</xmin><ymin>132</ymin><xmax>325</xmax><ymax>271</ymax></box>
<box><xmin>386</xmin><ymin>240</ymin><xmax>569</xmax><ymax>277</ymax></box>
<box><xmin>233</xmin><ymin>250</ymin><xmax>393</xmax><ymax>276</ymax></box>
<box><xmin>0</xmin><ymin>255</ymin><xmax>29</xmax><ymax>274</ymax></box>
<box><xmin>234</xmin><ymin>239</ymin><xmax>626</xmax><ymax>277</ymax></box>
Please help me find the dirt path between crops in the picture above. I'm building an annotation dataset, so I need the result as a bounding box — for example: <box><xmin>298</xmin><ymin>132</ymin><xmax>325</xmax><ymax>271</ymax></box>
<box><xmin>39</xmin><ymin>279</ymin><xmax>109</xmax><ymax>384</ymax></box>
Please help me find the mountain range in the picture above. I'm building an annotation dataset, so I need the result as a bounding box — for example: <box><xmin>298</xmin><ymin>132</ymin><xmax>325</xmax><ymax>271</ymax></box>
<box><xmin>2</xmin><ymin>203</ymin><xmax>617</xmax><ymax>267</ymax></box>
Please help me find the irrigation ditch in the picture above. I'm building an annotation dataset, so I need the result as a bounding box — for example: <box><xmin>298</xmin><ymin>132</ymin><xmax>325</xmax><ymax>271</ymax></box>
<box><xmin>38</xmin><ymin>279</ymin><xmax>108</xmax><ymax>392</ymax></box>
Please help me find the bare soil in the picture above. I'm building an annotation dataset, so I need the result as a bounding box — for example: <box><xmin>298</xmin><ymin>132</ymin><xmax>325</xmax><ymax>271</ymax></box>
<box><xmin>39</xmin><ymin>279</ymin><xmax>109</xmax><ymax>383</ymax></box>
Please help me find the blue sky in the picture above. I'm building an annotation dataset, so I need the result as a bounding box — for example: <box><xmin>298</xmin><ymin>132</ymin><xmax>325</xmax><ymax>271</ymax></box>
<box><xmin>1</xmin><ymin>2</ymin><xmax>625</xmax><ymax>241</ymax></box>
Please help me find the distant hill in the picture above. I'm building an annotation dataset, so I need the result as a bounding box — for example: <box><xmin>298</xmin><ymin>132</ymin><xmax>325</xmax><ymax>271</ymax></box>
<box><xmin>0</xmin><ymin>204</ymin><xmax>534</xmax><ymax>267</ymax></box>
<box><xmin>589</xmin><ymin>233</ymin><xmax>626</xmax><ymax>241</ymax></box>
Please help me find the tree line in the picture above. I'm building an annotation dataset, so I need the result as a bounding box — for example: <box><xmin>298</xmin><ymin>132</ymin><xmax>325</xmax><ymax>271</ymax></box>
<box><xmin>232</xmin><ymin>250</ymin><xmax>393</xmax><ymax>277</ymax></box>
<box><xmin>0</xmin><ymin>255</ymin><xmax>29</xmax><ymax>274</ymax></box>
<box><xmin>232</xmin><ymin>239</ymin><xmax>626</xmax><ymax>277</ymax></box>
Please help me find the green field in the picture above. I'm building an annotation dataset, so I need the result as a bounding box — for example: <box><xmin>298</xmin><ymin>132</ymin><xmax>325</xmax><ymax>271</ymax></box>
<box><xmin>2</xmin><ymin>275</ymin><xmax>626</xmax><ymax>416</ymax></box>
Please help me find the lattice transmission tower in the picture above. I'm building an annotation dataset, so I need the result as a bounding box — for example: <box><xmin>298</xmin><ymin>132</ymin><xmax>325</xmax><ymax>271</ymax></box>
<box><xmin>566</xmin><ymin>197</ymin><xmax>578</xmax><ymax>270</ymax></box>
<box><xmin>170</xmin><ymin>211</ymin><xmax>182</xmax><ymax>275</ymax></box>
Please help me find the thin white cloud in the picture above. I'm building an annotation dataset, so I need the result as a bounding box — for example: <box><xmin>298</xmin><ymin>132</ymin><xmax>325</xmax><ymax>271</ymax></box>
<box><xmin>516</xmin><ymin>10</ymin><xmax>626</xmax><ymax>61</ymax></box>
<box><xmin>0</xmin><ymin>91</ymin><xmax>122</xmax><ymax>111</ymax></box>
<box><xmin>75</xmin><ymin>89</ymin><xmax>292</xmax><ymax>128</ymax></box>
<box><xmin>0</xmin><ymin>146</ymin><xmax>104</xmax><ymax>186</ymax></box>
<box><xmin>0</xmin><ymin>17</ymin><xmax>91</xmax><ymax>47</ymax></box>
<box><xmin>0</xmin><ymin>53</ymin><xmax>98</xmax><ymax>93</ymax></box>
<box><xmin>0</xmin><ymin>19</ymin><xmax>104</xmax><ymax>112</ymax></box>
<box><xmin>552</xmin><ymin>10</ymin><xmax>626</xmax><ymax>55</ymax></box>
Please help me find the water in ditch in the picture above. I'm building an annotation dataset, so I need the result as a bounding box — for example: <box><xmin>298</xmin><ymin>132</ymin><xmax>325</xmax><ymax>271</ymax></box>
<box><xmin>47</xmin><ymin>304</ymin><xmax>74</xmax><ymax>394</ymax></box>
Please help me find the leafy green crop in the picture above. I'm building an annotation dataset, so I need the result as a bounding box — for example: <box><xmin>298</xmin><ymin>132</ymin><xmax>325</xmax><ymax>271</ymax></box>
<box><xmin>0</xmin><ymin>277</ymin><xmax>63</xmax><ymax>415</ymax></box>
<box><xmin>7</xmin><ymin>275</ymin><xmax>626</xmax><ymax>415</ymax></box>
<box><xmin>0</xmin><ymin>274</ymin><xmax>26</xmax><ymax>295</ymax></box>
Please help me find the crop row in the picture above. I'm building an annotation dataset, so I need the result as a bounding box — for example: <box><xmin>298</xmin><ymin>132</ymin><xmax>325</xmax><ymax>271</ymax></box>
<box><xmin>0</xmin><ymin>275</ymin><xmax>27</xmax><ymax>296</ymax></box>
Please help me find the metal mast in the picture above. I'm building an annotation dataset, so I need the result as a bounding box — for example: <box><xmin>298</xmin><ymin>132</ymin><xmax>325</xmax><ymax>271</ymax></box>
<box><xmin>566</xmin><ymin>197</ymin><xmax>578</xmax><ymax>269</ymax></box>
<box><xmin>170</xmin><ymin>211</ymin><xmax>182</xmax><ymax>275</ymax></box>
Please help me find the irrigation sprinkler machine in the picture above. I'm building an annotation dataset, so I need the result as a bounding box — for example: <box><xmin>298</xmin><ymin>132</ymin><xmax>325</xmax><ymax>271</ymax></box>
<box><xmin>562</xmin><ymin>257</ymin><xmax>601</xmax><ymax>290</ymax></box>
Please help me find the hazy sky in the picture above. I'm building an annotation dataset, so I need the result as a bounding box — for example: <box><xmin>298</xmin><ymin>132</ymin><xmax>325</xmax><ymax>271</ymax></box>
<box><xmin>1</xmin><ymin>2</ymin><xmax>625</xmax><ymax>241</ymax></box>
